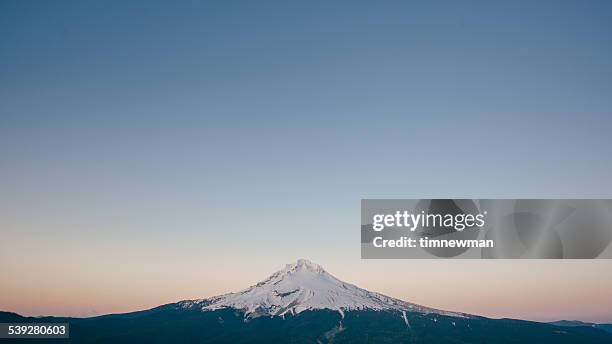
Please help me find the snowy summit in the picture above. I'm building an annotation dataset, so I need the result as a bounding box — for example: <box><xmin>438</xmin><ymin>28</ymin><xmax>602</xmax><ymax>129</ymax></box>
<box><xmin>180</xmin><ymin>259</ymin><xmax>465</xmax><ymax>319</ymax></box>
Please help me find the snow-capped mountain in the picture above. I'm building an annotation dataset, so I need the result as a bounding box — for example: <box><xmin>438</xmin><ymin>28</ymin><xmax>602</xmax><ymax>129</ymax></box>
<box><xmin>180</xmin><ymin>259</ymin><xmax>465</xmax><ymax>319</ymax></box>
<box><xmin>4</xmin><ymin>260</ymin><xmax>612</xmax><ymax>343</ymax></box>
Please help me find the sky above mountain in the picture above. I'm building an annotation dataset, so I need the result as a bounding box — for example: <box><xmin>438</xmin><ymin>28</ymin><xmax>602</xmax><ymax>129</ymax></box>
<box><xmin>1</xmin><ymin>1</ymin><xmax>612</xmax><ymax>322</ymax></box>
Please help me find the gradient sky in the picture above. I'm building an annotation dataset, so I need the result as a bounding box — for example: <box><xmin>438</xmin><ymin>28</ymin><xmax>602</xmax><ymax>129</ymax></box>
<box><xmin>1</xmin><ymin>0</ymin><xmax>612</xmax><ymax>322</ymax></box>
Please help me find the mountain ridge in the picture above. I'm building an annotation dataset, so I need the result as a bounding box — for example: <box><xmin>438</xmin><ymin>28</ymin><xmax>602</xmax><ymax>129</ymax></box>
<box><xmin>176</xmin><ymin>259</ymin><xmax>467</xmax><ymax>320</ymax></box>
<box><xmin>2</xmin><ymin>260</ymin><xmax>611</xmax><ymax>343</ymax></box>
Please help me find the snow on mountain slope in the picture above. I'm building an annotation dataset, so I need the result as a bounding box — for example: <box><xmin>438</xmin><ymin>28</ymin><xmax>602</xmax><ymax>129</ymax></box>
<box><xmin>180</xmin><ymin>259</ymin><xmax>467</xmax><ymax>319</ymax></box>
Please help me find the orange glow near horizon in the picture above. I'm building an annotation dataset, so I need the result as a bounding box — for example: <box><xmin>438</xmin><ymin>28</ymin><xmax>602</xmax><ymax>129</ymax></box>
<box><xmin>2</xmin><ymin>243</ymin><xmax>611</xmax><ymax>323</ymax></box>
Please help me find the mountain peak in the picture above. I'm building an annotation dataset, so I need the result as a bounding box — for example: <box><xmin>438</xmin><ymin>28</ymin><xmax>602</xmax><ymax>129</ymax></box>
<box><xmin>282</xmin><ymin>259</ymin><xmax>325</xmax><ymax>274</ymax></box>
<box><xmin>182</xmin><ymin>260</ymin><xmax>466</xmax><ymax>319</ymax></box>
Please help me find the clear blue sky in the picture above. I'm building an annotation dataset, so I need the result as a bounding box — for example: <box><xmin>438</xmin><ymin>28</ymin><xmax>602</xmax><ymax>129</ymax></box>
<box><xmin>1</xmin><ymin>1</ymin><xmax>612</xmax><ymax>321</ymax></box>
